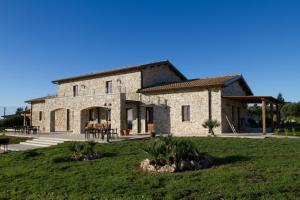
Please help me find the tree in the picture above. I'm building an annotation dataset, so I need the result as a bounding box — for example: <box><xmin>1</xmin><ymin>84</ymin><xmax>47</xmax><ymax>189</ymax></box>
<box><xmin>15</xmin><ymin>107</ymin><xmax>24</xmax><ymax>115</ymax></box>
<box><xmin>281</xmin><ymin>103</ymin><xmax>300</xmax><ymax>122</ymax></box>
<box><xmin>277</xmin><ymin>93</ymin><xmax>285</xmax><ymax>104</ymax></box>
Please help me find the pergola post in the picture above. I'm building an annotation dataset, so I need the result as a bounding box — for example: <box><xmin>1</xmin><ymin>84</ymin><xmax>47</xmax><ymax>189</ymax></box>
<box><xmin>262</xmin><ymin>98</ymin><xmax>267</xmax><ymax>135</ymax></box>
<box><xmin>270</xmin><ymin>103</ymin><xmax>274</xmax><ymax>132</ymax></box>
<box><xmin>23</xmin><ymin>114</ymin><xmax>26</xmax><ymax>126</ymax></box>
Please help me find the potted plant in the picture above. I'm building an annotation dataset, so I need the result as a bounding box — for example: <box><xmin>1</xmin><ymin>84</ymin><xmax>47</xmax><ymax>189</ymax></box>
<box><xmin>202</xmin><ymin>119</ymin><xmax>220</xmax><ymax>136</ymax></box>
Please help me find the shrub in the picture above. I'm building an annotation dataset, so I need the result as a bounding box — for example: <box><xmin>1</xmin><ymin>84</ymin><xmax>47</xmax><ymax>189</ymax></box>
<box><xmin>274</xmin><ymin>128</ymin><xmax>280</xmax><ymax>135</ymax></box>
<box><xmin>284</xmin><ymin>128</ymin><xmax>290</xmax><ymax>137</ymax></box>
<box><xmin>292</xmin><ymin>128</ymin><xmax>297</xmax><ymax>136</ymax></box>
<box><xmin>144</xmin><ymin>135</ymin><xmax>202</xmax><ymax>166</ymax></box>
<box><xmin>202</xmin><ymin>119</ymin><xmax>220</xmax><ymax>135</ymax></box>
<box><xmin>67</xmin><ymin>141</ymin><xmax>99</xmax><ymax>161</ymax></box>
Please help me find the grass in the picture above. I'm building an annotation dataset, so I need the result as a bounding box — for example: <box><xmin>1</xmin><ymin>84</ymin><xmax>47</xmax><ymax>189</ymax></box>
<box><xmin>1</xmin><ymin>137</ymin><xmax>300</xmax><ymax>199</ymax></box>
<box><xmin>0</xmin><ymin>134</ymin><xmax>29</xmax><ymax>144</ymax></box>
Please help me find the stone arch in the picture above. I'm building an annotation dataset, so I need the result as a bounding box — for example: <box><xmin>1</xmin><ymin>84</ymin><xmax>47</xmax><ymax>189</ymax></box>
<box><xmin>50</xmin><ymin>108</ymin><xmax>73</xmax><ymax>132</ymax></box>
<box><xmin>80</xmin><ymin>106</ymin><xmax>110</xmax><ymax>133</ymax></box>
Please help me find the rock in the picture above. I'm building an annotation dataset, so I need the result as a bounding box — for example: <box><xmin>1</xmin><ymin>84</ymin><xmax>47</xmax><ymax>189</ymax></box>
<box><xmin>140</xmin><ymin>159</ymin><xmax>156</xmax><ymax>172</ymax></box>
<box><xmin>178</xmin><ymin>160</ymin><xmax>192</xmax><ymax>171</ymax></box>
<box><xmin>200</xmin><ymin>155</ymin><xmax>214</xmax><ymax>169</ymax></box>
<box><xmin>190</xmin><ymin>160</ymin><xmax>202</xmax><ymax>170</ymax></box>
<box><xmin>157</xmin><ymin>164</ymin><xmax>176</xmax><ymax>173</ymax></box>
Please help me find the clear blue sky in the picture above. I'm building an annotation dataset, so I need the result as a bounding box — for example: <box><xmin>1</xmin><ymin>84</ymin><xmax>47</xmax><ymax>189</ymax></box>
<box><xmin>0</xmin><ymin>0</ymin><xmax>299</xmax><ymax>112</ymax></box>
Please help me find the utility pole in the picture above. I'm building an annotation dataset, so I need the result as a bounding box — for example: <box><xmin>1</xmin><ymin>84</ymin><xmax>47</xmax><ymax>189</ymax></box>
<box><xmin>3</xmin><ymin>107</ymin><xmax>6</xmax><ymax>119</ymax></box>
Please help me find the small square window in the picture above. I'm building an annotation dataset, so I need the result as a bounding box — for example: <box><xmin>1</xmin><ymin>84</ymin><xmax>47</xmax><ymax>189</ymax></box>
<box><xmin>182</xmin><ymin>105</ymin><xmax>190</xmax><ymax>122</ymax></box>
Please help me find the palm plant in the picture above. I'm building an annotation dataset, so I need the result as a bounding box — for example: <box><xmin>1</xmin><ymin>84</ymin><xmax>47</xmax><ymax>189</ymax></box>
<box><xmin>202</xmin><ymin>119</ymin><xmax>220</xmax><ymax>136</ymax></box>
<box><xmin>143</xmin><ymin>135</ymin><xmax>202</xmax><ymax>167</ymax></box>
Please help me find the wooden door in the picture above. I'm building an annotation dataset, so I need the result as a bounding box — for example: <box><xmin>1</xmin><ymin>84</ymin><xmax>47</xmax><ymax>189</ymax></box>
<box><xmin>145</xmin><ymin>107</ymin><xmax>154</xmax><ymax>133</ymax></box>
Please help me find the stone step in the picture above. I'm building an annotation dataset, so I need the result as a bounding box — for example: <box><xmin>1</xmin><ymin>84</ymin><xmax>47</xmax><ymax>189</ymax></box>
<box><xmin>36</xmin><ymin>137</ymin><xmax>72</xmax><ymax>142</ymax></box>
<box><xmin>32</xmin><ymin>138</ymin><xmax>65</xmax><ymax>144</ymax></box>
<box><xmin>20</xmin><ymin>141</ymin><xmax>52</xmax><ymax>147</ymax></box>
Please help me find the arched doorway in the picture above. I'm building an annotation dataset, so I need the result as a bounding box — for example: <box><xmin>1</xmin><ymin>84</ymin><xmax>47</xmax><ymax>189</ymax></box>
<box><xmin>50</xmin><ymin>108</ymin><xmax>73</xmax><ymax>132</ymax></box>
<box><xmin>80</xmin><ymin>107</ymin><xmax>111</xmax><ymax>133</ymax></box>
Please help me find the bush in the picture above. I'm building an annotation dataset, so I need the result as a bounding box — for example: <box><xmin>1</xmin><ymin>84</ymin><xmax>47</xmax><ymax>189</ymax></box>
<box><xmin>144</xmin><ymin>135</ymin><xmax>202</xmax><ymax>166</ymax></box>
<box><xmin>274</xmin><ymin>128</ymin><xmax>280</xmax><ymax>135</ymax></box>
<box><xmin>292</xmin><ymin>128</ymin><xmax>296</xmax><ymax>136</ymax></box>
<box><xmin>284</xmin><ymin>128</ymin><xmax>290</xmax><ymax>137</ymax></box>
<box><xmin>68</xmin><ymin>141</ymin><xmax>99</xmax><ymax>161</ymax></box>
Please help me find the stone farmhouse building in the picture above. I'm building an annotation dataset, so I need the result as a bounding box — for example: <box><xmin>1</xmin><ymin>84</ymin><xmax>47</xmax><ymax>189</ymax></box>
<box><xmin>25</xmin><ymin>60</ymin><xmax>281</xmax><ymax>136</ymax></box>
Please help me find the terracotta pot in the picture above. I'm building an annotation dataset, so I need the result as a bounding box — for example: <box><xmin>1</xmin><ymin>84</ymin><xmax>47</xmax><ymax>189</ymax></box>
<box><xmin>120</xmin><ymin>130</ymin><xmax>125</xmax><ymax>136</ymax></box>
<box><xmin>125</xmin><ymin>129</ymin><xmax>130</xmax><ymax>136</ymax></box>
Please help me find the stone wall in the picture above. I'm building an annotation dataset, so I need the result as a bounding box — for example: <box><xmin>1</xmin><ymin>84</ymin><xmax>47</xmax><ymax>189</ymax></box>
<box><xmin>31</xmin><ymin>102</ymin><xmax>46</xmax><ymax>131</ymax></box>
<box><xmin>50</xmin><ymin>108</ymin><xmax>67</xmax><ymax>132</ymax></box>
<box><xmin>142</xmin><ymin>64</ymin><xmax>182</xmax><ymax>88</ymax></box>
<box><xmin>43</xmin><ymin>93</ymin><xmax>125</xmax><ymax>133</ymax></box>
<box><xmin>140</xmin><ymin>88</ymin><xmax>222</xmax><ymax>136</ymax></box>
<box><xmin>221</xmin><ymin>81</ymin><xmax>248</xmax><ymax>133</ymax></box>
<box><xmin>222</xmin><ymin>81</ymin><xmax>247</xmax><ymax>96</ymax></box>
<box><xmin>57</xmin><ymin>71</ymin><xmax>141</xmax><ymax>97</ymax></box>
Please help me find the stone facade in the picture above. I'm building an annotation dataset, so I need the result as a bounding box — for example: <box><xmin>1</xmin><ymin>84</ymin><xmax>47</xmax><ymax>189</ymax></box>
<box><xmin>29</xmin><ymin>63</ymin><xmax>249</xmax><ymax>136</ymax></box>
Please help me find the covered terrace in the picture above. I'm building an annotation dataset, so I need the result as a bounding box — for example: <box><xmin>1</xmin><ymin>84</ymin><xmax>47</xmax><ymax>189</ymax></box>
<box><xmin>222</xmin><ymin>96</ymin><xmax>283</xmax><ymax>134</ymax></box>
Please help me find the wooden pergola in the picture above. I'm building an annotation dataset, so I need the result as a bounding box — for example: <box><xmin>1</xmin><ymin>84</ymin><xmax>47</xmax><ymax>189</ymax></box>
<box><xmin>222</xmin><ymin>96</ymin><xmax>283</xmax><ymax>134</ymax></box>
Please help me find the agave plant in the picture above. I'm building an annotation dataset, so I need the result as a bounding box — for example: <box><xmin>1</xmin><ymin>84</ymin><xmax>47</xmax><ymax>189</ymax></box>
<box><xmin>202</xmin><ymin>119</ymin><xmax>220</xmax><ymax>136</ymax></box>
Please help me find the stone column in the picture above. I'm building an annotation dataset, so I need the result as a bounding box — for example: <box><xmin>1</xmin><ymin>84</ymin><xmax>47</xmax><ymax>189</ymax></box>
<box><xmin>73</xmin><ymin>110</ymin><xmax>82</xmax><ymax>134</ymax></box>
<box><xmin>111</xmin><ymin>93</ymin><xmax>126</xmax><ymax>134</ymax></box>
<box><xmin>44</xmin><ymin>110</ymin><xmax>51</xmax><ymax>133</ymax></box>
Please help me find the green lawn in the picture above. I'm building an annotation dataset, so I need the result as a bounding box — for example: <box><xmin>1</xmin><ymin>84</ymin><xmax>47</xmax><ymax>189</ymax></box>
<box><xmin>0</xmin><ymin>134</ymin><xmax>29</xmax><ymax>144</ymax></box>
<box><xmin>1</xmin><ymin>137</ymin><xmax>300</xmax><ymax>199</ymax></box>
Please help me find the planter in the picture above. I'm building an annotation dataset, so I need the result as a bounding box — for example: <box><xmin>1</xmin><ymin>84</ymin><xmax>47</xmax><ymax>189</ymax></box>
<box><xmin>125</xmin><ymin>129</ymin><xmax>130</xmax><ymax>136</ymax></box>
<box><xmin>120</xmin><ymin>130</ymin><xmax>125</xmax><ymax>136</ymax></box>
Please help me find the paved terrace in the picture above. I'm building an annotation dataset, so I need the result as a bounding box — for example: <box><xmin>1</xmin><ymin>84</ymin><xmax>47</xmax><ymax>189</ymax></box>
<box><xmin>1</xmin><ymin>132</ymin><xmax>150</xmax><ymax>152</ymax></box>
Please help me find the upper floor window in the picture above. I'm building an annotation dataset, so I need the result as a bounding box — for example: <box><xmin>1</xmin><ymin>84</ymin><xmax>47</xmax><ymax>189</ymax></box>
<box><xmin>39</xmin><ymin>111</ymin><xmax>43</xmax><ymax>121</ymax></box>
<box><xmin>106</xmin><ymin>81</ymin><xmax>112</xmax><ymax>94</ymax></box>
<box><xmin>182</xmin><ymin>105</ymin><xmax>190</xmax><ymax>122</ymax></box>
<box><xmin>73</xmin><ymin>85</ymin><xmax>79</xmax><ymax>97</ymax></box>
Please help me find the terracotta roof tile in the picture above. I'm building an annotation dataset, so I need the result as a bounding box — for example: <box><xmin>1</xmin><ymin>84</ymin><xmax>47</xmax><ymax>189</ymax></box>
<box><xmin>52</xmin><ymin>60</ymin><xmax>186</xmax><ymax>84</ymax></box>
<box><xmin>25</xmin><ymin>95</ymin><xmax>56</xmax><ymax>103</ymax></box>
<box><xmin>138</xmin><ymin>74</ymin><xmax>241</xmax><ymax>93</ymax></box>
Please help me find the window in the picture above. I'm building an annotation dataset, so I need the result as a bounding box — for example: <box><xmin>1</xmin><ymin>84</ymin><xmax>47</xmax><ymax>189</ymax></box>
<box><xmin>73</xmin><ymin>85</ymin><xmax>79</xmax><ymax>97</ymax></box>
<box><xmin>39</xmin><ymin>111</ymin><xmax>43</xmax><ymax>121</ymax></box>
<box><xmin>106</xmin><ymin>81</ymin><xmax>112</xmax><ymax>94</ymax></box>
<box><xmin>182</xmin><ymin>105</ymin><xmax>190</xmax><ymax>122</ymax></box>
